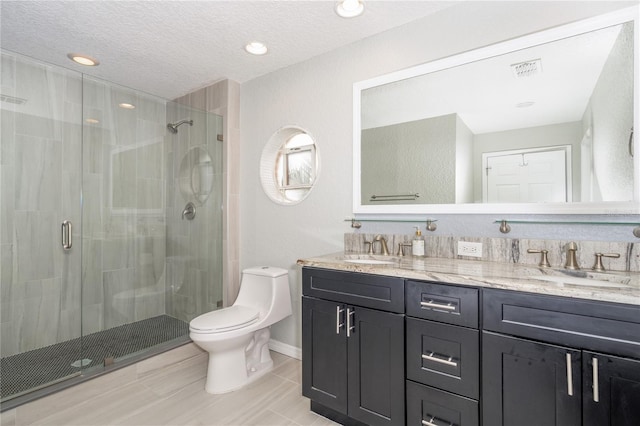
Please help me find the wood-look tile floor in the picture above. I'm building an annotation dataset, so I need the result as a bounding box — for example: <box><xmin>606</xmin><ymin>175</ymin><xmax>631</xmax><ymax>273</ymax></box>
<box><xmin>0</xmin><ymin>345</ymin><xmax>339</xmax><ymax>426</ymax></box>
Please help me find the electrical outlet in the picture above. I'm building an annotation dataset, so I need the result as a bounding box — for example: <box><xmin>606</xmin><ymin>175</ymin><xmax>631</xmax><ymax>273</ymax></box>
<box><xmin>457</xmin><ymin>241</ymin><xmax>483</xmax><ymax>258</ymax></box>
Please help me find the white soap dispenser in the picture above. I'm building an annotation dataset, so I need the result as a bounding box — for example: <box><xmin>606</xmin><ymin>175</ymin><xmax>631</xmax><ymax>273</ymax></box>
<box><xmin>412</xmin><ymin>227</ymin><xmax>425</xmax><ymax>257</ymax></box>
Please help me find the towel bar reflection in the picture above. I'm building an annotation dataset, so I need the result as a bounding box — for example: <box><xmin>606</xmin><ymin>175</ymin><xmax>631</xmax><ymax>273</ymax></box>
<box><xmin>370</xmin><ymin>193</ymin><xmax>419</xmax><ymax>202</ymax></box>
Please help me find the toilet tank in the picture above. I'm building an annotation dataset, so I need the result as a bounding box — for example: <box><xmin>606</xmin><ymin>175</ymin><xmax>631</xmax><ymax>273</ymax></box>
<box><xmin>235</xmin><ymin>267</ymin><xmax>292</xmax><ymax>323</ymax></box>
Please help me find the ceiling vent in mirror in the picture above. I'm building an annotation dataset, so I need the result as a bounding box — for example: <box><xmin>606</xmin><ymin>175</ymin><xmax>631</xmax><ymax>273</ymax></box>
<box><xmin>511</xmin><ymin>59</ymin><xmax>542</xmax><ymax>78</ymax></box>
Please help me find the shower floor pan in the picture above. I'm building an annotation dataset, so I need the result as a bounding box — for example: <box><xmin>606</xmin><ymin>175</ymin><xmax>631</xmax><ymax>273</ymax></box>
<box><xmin>0</xmin><ymin>315</ymin><xmax>189</xmax><ymax>401</ymax></box>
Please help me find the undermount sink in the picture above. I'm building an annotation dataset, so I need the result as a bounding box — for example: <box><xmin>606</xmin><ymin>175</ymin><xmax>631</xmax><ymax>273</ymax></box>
<box><xmin>345</xmin><ymin>259</ymin><xmax>397</xmax><ymax>265</ymax></box>
<box><xmin>531</xmin><ymin>274</ymin><xmax>632</xmax><ymax>289</ymax></box>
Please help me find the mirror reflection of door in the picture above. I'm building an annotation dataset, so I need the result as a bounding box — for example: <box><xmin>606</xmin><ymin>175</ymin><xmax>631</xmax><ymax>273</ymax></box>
<box><xmin>483</xmin><ymin>147</ymin><xmax>570</xmax><ymax>203</ymax></box>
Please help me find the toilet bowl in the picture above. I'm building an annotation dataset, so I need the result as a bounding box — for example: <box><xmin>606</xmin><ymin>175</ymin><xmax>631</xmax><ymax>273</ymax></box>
<box><xmin>189</xmin><ymin>266</ymin><xmax>292</xmax><ymax>394</ymax></box>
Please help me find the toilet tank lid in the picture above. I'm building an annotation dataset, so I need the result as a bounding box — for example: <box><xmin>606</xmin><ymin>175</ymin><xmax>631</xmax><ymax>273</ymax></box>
<box><xmin>242</xmin><ymin>266</ymin><xmax>288</xmax><ymax>278</ymax></box>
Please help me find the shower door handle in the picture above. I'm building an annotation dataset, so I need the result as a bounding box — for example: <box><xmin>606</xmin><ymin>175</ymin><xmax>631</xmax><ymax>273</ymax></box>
<box><xmin>61</xmin><ymin>220</ymin><xmax>72</xmax><ymax>250</ymax></box>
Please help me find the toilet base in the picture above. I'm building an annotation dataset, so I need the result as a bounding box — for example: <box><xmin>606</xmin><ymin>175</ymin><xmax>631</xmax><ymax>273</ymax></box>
<box><xmin>202</xmin><ymin>328</ymin><xmax>274</xmax><ymax>394</ymax></box>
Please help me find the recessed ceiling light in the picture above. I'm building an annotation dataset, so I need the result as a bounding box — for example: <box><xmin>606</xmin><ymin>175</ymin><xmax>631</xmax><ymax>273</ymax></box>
<box><xmin>85</xmin><ymin>118</ymin><xmax>100</xmax><ymax>124</ymax></box>
<box><xmin>118</xmin><ymin>103</ymin><xmax>136</xmax><ymax>109</ymax></box>
<box><xmin>335</xmin><ymin>0</ymin><xmax>364</xmax><ymax>18</ymax></box>
<box><xmin>245</xmin><ymin>42</ymin><xmax>268</xmax><ymax>55</ymax></box>
<box><xmin>67</xmin><ymin>53</ymin><xmax>100</xmax><ymax>66</ymax></box>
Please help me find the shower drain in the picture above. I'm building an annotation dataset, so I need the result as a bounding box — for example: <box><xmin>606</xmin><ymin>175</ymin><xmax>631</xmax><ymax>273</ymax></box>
<box><xmin>70</xmin><ymin>359</ymin><xmax>92</xmax><ymax>368</ymax></box>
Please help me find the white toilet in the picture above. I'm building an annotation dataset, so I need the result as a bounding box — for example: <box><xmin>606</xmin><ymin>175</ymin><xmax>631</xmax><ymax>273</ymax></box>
<box><xmin>189</xmin><ymin>266</ymin><xmax>292</xmax><ymax>394</ymax></box>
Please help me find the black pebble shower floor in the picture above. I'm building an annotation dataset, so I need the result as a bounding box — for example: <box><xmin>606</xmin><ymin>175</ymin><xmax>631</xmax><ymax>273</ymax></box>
<box><xmin>0</xmin><ymin>315</ymin><xmax>189</xmax><ymax>400</ymax></box>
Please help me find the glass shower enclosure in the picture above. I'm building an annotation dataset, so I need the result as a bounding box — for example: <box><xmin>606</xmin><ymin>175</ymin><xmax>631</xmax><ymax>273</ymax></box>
<box><xmin>0</xmin><ymin>51</ymin><xmax>223</xmax><ymax>407</ymax></box>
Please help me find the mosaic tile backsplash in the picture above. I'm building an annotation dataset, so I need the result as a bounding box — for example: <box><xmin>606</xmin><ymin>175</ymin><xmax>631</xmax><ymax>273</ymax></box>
<box><xmin>345</xmin><ymin>233</ymin><xmax>640</xmax><ymax>273</ymax></box>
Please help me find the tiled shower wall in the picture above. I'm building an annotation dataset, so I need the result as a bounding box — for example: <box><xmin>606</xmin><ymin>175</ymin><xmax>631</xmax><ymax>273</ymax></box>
<box><xmin>345</xmin><ymin>233</ymin><xmax>640</xmax><ymax>273</ymax></box>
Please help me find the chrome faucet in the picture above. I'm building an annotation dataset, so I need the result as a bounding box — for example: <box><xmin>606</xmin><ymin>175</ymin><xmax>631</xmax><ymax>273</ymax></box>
<box><xmin>373</xmin><ymin>235</ymin><xmax>390</xmax><ymax>256</ymax></box>
<box><xmin>564</xmin><ymin>242</ymin><xmax>579</xmax><ymax>270</ymax></box>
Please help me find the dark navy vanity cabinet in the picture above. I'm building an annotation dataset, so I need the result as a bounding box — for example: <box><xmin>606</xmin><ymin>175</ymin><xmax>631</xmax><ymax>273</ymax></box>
<box><xmin>302</xmin><ymin>267</ymin><xmax>405</xmax><ymax>426</ymax></box>
<box><xmin>301</xmin><ymin>267</ymin><xmax>640</xmax><ymax>426</ymax></box>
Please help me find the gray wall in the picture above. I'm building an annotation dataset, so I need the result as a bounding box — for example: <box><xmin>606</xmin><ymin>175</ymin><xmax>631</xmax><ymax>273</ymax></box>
<box><xmin>585</xmin><ymin>22</ymin><xmax>635</xmax><ymax>201</ymax></box>
<box><xmin>239</xmin><ymin>1</ymin><xmax>638</xmax><ymax>350</ymax></box>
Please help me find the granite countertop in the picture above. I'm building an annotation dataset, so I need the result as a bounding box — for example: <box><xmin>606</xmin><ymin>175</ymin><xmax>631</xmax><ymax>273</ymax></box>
<box><xmin>297</xmin><ymin>253</ymin><xmax>640</xmax><ymax>306</ymax></box>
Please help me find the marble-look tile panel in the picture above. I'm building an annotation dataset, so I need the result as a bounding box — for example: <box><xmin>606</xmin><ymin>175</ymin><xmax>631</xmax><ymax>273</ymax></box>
<box><xmin>14</xmin><ymin>136</ymin><xmax>61</xmax><ymax>212</ymax></box>
<box><xmin>0</xmin><ymin>320</ymin><xmax>18</xmax><ymax>357</ymax></box>
<box><xmin>18</xmin><ymin>278</ymin><xmax>62</xmax><ymax>352</ymax></box>
<box><xmin>0</xmin><ymin>165</ymin><xmax>14</xmax><ymax>245</ymax></box>
<box><xmin>15</xmin><ymin>211</ymin><xmax>55</xmax><ymax>282</ymax></box>
<box><xmin>102</xmin><ymin>237</ymin><xmax>135</xmax><ymax>271</ymax></box>
<box><xmin>0</xmin><ymin>244</ymin><xmax>14</xmax><ymax>323</ymax></box>
<box><xmin>103</xmin><ymin>268</ymin><xmax>136</xmax><ymax>329</ymax></box>
<box><xmin>1</xmin><ymin>110</ymin><xmax>15</xmax><ymax>166</ymax></box>
<box><xmin>82</xmin><ymin>303</ymin><xmax>104</xmax><ymax>335</ymax></box>
<box><xmin>81</xmin><ymin>174</ymin><xmax>103</xmax><ymax>239</ymax></box>
<box><xmin>81</xmin><ymin>238</ymin><xmax>103</xmax><ymax>305</ymax></box>
<box><xmin>135</xmin><ymin>236</ymin><xmax>165</xmax><ymax>289</ymax></box>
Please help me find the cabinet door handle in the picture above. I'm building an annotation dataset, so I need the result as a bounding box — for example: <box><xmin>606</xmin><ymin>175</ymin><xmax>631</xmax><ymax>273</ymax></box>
<box><xmin>592</xmin><ymin>357</ymin><xmax>600</xmax><ymax>402</ymax></box>
<box><xmin>346</xmin><ymin>308</ymin><xmax>355</xmax><ymax>337</ymax></box>
<box><xmin>420</xmin><ymin>300</ymin><xmax>456</xmax><ymax>311</ymax></box>
<box><xmin>422</xmin><ymin>352</ymin><xmax>458</xmax><ymax>367</ymax></box>
<box><xmin>566</xmin><ymin>353</ymin><xmax>573</xmax><ymax>396</ymax></box>
<box><xmin>61</xmin><ymin>220</ymin><xmax>72</xmax><ymax>250</ymax></box>
<box><xmin>336</xmin><ymin>306</ymin><xmax>344</xmax><ymax>335</ymax></box>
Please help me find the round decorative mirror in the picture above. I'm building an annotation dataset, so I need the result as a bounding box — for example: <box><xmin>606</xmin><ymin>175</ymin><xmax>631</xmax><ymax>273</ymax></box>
<box><xmin>178</xmin><ymin>147</ymin><xmax>214</xmax><ymax>205</ymax></box>
<box><xmin>260</xmin><ymin>126</ymin><xmax>319</xmax><ymax>205</ymax></box>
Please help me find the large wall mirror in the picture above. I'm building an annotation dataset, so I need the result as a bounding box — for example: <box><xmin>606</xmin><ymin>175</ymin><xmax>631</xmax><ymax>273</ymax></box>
<box><xmin>353</xmin><ymin>7</ymin><xmax>639</xmax><ymax>215</ymax></box>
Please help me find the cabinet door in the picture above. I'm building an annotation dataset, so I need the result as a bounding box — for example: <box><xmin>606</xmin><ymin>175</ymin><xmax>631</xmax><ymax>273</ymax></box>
<box><xmin>347</xmin><ymin>306</ymin><xmax>405</xmax><ymax>426</ymax></box>
<box><xmin>483</xmin><ymin>332</ymin><xmax>581</xmax><ymax>426</ymax></box>
<box><xmin>583</xmin><ymin>352</ymin><xmax>640</xmax><ymax>426</ymax></box>
<box><xmin>302</xmin><ymin>297</ymin><xmax>348</xmax><ymax>414</ymax></box>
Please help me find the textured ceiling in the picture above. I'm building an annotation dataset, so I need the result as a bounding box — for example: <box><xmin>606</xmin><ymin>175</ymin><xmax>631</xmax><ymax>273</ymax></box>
<box><xmin>1</xmin><ymin>1</ymin><xmax>455</xmax><ymax>100</ymax></box>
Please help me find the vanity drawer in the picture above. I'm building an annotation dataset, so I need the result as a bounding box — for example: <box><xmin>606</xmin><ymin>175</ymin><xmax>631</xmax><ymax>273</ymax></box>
<box><xmin>483</xmin><ymin>289</ymin><xmax>640</xmax><ymax>359</ymax></box>
<box><xmin>406</xmin><ymin>281</ymin><xmax>478</xmax><ymax>328</ymax></box>
<box><xmin>406</xmin><ymin>318</ymin><xmax>479</xmax><ymax>399</ymax></box>
<box><xmin>302</xmin><ymin>267</ymin><xmax>404</xmax><ymax>313</ymax></box>
<box><xmin>407</xmin><ymin>380</ymin><xmax>479</xmax><ymax>426</ymax></box>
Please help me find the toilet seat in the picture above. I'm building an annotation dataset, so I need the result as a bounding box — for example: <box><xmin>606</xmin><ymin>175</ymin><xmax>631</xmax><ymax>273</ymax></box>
<box><xmin>190</xmin><ymin>306</ymin><xmax>259</xmax><ymax>333</ymax></box>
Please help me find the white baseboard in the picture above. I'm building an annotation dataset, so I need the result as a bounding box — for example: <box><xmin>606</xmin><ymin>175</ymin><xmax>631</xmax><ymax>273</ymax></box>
<box><xmin>269</xmin><ymin>339</ymin><xmax>302</xmax><ymax>360</ymax></box>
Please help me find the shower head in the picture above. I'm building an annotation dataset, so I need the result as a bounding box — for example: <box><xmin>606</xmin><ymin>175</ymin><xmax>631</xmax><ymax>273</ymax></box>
<box><xmin>167</xmin><ymin>119</ymin><xmax>193</xmax><ymax>134</ymax></box>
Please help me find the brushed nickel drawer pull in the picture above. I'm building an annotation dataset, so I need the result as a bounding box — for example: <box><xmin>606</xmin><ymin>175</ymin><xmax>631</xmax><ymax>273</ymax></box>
<box><xmin>422</xmin><ymin>415</ymin><xmax>454</xmax><ymax>426</ymax></box>
<box><xmin>593</xmin><ymin>357</ymin><xmax>600</xmax><ymax>402</ymax></box>
<box><xmin>422</xmin><ymin>352</ymin><xmax>458</xmax><ymax>367</ymax></box>
<box><xmin>566</xmin><ymin>353</ymin><xmax>573</xmax><ymax>396</ymax></box>
<box><xmin>420</xmin><ymin>300</ymin><xmax>456</xmax><ymax>311</ymax></box>
<box><xmin>336</xmin><ymin>306</ymin><xmax>344</xmax><ymax>335</ymax></box>
<box><xmin>346</xmin><ymin>308</ymin><xmax>355</xmax><ymax>337</ymax></box>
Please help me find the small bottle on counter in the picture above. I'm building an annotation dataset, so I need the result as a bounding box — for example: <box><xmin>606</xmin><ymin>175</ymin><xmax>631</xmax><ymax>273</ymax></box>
<box><xmin>412</xmin><ymin>226</ymin><xmax>425</xmax><ymax>257</ymax></box>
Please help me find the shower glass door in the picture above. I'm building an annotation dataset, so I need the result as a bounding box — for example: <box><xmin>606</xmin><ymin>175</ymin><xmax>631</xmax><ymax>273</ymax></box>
<box><xmin>1</xmin><ymin>51</ymin><xmax>224</xmax><ymax>406</ymax></box>
<box><xmin>0</xmin><ymin>51</ymin><xmax>84</xmax><ymax>401</ymax></box>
